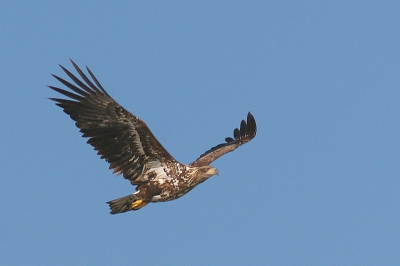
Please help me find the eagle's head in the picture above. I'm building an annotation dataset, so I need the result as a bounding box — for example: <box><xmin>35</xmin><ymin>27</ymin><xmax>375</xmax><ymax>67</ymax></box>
<box><xmin>194</xmin><ymin>165</ymin><xmax>219</xmax><ymax>183</ymax></box>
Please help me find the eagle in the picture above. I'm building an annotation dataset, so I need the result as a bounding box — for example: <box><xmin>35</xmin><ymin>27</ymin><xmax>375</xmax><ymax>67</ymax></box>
<box><xmin>49</xmin><ymin>60</ymin><xmax>257</xmax><ymax>214</ymax></box>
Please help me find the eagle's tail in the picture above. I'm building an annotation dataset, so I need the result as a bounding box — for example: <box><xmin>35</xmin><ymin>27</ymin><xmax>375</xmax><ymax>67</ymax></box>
<box><xmin>106</xmin><ymin>192</ymin><xmax>148</xmax><ymax>214</ymax></box>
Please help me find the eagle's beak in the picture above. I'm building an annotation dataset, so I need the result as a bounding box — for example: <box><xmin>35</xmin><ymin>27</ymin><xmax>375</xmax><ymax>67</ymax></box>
<box><xmin>209</xmin><ymin>167</ymin><xmax>219</xmax><ymax>176</ymax></box>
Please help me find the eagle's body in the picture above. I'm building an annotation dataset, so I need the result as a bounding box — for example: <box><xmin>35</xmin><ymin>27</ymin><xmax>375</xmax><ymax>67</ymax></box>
<box><xmin>49</xmin><ymin>60</ymin><xmax>257</xmax><ymax>214</ymax></box>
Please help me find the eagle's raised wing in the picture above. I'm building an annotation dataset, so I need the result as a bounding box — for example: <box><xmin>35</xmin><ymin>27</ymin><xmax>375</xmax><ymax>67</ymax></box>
<box><xmin>190</xmin><ymin>112</ymin><xmax>257</xmax><ymax>167</ymax></box>
<box><xmin>49</xmin><ymin>60</ymin><xmax>176</xmax><ymax>185</ymax></box>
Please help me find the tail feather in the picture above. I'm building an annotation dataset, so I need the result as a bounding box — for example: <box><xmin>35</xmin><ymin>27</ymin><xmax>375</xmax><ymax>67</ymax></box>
<box><xmin>107</xmin><ymin>193</ymin><xmax>147</xmax><ymax>214</ymax></box>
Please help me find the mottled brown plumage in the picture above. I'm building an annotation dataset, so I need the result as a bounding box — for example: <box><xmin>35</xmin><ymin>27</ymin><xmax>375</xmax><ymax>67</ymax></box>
<box><xmin>49</xmin><ymin>60</ymin><xmax>257</xmax><ymax>214</ymax></box>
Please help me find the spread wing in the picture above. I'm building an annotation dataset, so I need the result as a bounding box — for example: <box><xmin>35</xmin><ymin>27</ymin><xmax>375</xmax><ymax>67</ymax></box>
<box><xmin>190</xmin><ymin>112</ymin><xmax>257</xmax><ymax>167</ymax></box>
<box><xmin>49</xmin><ymin>59</ymin><xmax>177</xmax><ymax>185</ymax></box>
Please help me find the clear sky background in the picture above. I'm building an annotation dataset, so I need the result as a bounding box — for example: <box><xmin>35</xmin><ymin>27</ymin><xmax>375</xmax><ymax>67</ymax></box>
<box><xmin>1</xmin><ymin>1</ymin><xmax>399</xmax><ymax>265</ymax></box>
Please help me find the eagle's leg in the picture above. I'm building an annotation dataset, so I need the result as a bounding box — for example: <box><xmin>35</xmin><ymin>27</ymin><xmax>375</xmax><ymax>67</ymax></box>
<box><xmin>131</xmin><ymin>199</ymin><xmax>148</xmax><ymax>209</ymax></box>
<box><xmin>107</xmin><ymin>184</ymin><xmax>160</xmax><ymax>214</ymax></box>
<box><xmin>106</xmin><ymin>192</ymin><xmax>148</xmax><ymax>214</ymax></box>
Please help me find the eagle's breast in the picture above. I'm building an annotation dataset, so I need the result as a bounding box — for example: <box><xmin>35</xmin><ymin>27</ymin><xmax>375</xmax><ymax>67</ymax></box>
<box><xmin>149</xmin><ymin>164</ymin><xmax>198</xmax><ymax>202</ymax></box>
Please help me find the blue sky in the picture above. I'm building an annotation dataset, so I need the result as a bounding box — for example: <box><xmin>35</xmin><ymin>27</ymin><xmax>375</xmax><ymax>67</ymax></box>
<box><xmin>1</xmin><ymin>1</ymin><xmax>400</xmax><ymax>265</ymax></box>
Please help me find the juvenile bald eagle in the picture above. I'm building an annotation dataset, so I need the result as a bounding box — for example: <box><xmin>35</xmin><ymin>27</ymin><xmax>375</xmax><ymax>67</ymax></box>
<box><xmin>49</xmin><ymin>60</ymin><xmax>257</xmax><ymax>214</ymax></box>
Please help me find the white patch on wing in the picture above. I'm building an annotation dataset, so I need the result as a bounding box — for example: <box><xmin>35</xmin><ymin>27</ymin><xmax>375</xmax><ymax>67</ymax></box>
<box><xmin>142</xmin><ymin>160</ymin><xmax>170</xmax><ymax>182</ymax></box>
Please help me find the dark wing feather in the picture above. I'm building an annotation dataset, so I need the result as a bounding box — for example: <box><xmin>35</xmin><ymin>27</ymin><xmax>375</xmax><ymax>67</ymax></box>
<box><xmin>190</xmin><ymin>112</ymin><xmax>257</xmax><ymax>167</ymax></box>
<box><xmin>49</xmin><ymin>60</ymin><xmax>177</xmax><ymax>184</ymax></box>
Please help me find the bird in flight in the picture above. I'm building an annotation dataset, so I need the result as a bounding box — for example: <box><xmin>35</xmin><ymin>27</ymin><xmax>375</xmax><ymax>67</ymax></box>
<box><xmin>49</xmin><ymin>60</ymin><xmax>257</xmax><ymax>214</ymax></box>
